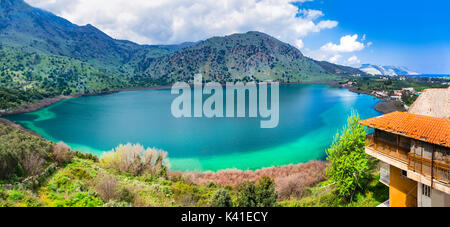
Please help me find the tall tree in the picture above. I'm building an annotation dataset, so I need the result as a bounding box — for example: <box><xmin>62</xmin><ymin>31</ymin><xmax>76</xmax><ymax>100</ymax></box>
<box><xmin>326</xmin><ymin>111</ymin><xmax>370</xmax><ymax>201</ymax></box>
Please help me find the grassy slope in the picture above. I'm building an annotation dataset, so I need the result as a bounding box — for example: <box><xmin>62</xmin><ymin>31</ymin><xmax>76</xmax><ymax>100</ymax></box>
<box><xmin>278</xmin><ymin>166</ymin><xmax>388</xmax><ymax>207</ymax></box>
<box><xmin>0</xmin><ymin>121</ymin><xmax>233</xmax><ymax>207</ymax></box>
<box><xmin>0</xmin><ymin>120</ymin><xmax>387</xmax><ymax>207</ymax></box>
<box><xmin>0</xmin><ymin>47</ymin><xmax>129</xmax><ymax>109</ymax></box>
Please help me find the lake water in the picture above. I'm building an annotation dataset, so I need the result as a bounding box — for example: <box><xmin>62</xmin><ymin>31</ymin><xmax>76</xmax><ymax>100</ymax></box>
<box><xmin>5</xmin><ymin>84</ymin><xmax>381</xmax><ymax>171</ymax></box>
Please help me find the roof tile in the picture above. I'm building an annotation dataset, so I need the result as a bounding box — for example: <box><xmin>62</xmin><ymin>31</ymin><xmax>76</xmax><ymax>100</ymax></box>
<box><xmin>360</xmin><ymin>111</ymin><xmax>450</xmax><ymax>147</ymax></box>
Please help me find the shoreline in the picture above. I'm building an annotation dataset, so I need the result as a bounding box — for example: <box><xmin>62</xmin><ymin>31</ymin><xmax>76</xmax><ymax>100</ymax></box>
<box><xmin>335</xmin><ymin>83</ymin><xmax>406</xmax><ymax>114</ymax></box>
<box><xmin>0</xmin><ymin>81</ymin><xmax>375</xmax><ymax>175</ymax></box>
<box><xmin>0</xmin><ymin>80</ymin><xmax>343</xmax><ymax>117</ymax></box>
<box><xmin>0</xmin><ymin>116</ymin><xmax>327</xmax><ymax>178</ymax></box>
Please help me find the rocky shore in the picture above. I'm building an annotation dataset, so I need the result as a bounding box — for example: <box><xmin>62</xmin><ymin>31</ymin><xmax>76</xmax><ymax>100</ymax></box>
<box><xmin>374</xmin><ymin>101</ymin><xmax>406</xmax><ymax>114</ymax></box>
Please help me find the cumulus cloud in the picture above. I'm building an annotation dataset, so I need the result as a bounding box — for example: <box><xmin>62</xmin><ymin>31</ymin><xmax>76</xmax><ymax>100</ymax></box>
<box><xmin>305</xmin><ymin>34</ymin><xmax>370</xmax><ymax>67</ymax></box>
<box><xmin>328</xmin><ymin>54</ymin><xmax>342</xmax><ymax>63</ymax></box>
<box><xmin>25</xmin><ymin>0</ymin><xmax>338</xmax><ymax>46</ymax></box>
<box><xmin>320</xmin><ymin>34</ymin><xmax>365</xmax><ymax>53</ymax></box>
<box><xmin>295</xmin><ymin>39</ymin><xmax>304</xmax><ymax>49</ymax></box>
<box><xmin>346</xmin><ymin>55</ymin><xmax>361</xmax><ymax>66</ymax></box>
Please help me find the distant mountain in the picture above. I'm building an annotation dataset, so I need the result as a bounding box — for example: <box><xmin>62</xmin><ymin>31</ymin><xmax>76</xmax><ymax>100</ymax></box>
<box><xmin>359</xmin><ymin>64</ymin><xmax>419</xmax><ymax>76</ymax></box>
<box><xmin>139</xmin><ymin>31</ymin><xmax>364</xmax><ymax>84</ymax></box>
<box><xmin>312</xmin><ymin>60</ymin><xmax>364</xmax><ymax>75</ymax></box>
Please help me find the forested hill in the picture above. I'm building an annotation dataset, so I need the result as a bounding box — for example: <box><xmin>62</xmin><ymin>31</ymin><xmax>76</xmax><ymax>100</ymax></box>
<box><xmin>0</xmin><ymin>0</ymin><xmax>364</xmax><ymax>110</ymax></box>
<box><xmin>142</xmin><ymin>31</ymin><xmax>342</xmax><ymax>84</ymax></box>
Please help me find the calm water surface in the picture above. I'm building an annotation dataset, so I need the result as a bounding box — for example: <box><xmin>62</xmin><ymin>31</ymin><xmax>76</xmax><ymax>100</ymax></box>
<box><xmin>6</xmin><ymin>84</ymin><xmax>381</xmax><ymax>171</ymax></box>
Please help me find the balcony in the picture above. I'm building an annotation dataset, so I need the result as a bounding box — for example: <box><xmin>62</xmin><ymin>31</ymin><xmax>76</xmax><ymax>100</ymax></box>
<box><xmin>366</xmin><ymin>133</ymin><xmax>409</xmax><ymax>163</ymax></box>
<box><xmin>408</xmin><ymin>153</ymin><xmax>450</xmax><ymax>184</ymax></box>
<box><xmin>366</xmin><ymin>133</ymin><xmax>450</xmax><ymax>189</ymax></box>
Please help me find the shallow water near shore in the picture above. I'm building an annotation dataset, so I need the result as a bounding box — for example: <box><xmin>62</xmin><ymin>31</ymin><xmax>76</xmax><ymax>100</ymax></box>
<box><xmin>5</xmin><ymin>84</ymin><xmax>381</xmax><ymax>171</ymax></box>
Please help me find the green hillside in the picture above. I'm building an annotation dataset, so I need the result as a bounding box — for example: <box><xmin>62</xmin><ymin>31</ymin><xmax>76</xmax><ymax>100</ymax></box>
<box><xmin>0</xmin><ymin>0</ymin><xmax>364</xmax><ymax>110</ymax></box>
<box><xmin>142</xmin><ymin>32</ymin><xmax>347</xmax><ymax>84</ymax></box>
<box><xmin>0</xmin><ymin>47</ymin><xmax>128</xmax><ymax>109</ymax></box>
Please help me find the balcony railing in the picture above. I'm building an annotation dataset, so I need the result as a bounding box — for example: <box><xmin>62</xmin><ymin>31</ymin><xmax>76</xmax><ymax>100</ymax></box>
<box><xmin>408</xmin><ymin>153</ymin><xmax>450</xmax><ymax>184</ymax></box>
<box><xmin>366</xmin><ymin>134</ymin><xmax>409</xmax><ymax>163</ymax></box>
<box><xmin>366</xmin><ymin>133</ymin><xmax>450</xmax><ymax>185</ymax></box>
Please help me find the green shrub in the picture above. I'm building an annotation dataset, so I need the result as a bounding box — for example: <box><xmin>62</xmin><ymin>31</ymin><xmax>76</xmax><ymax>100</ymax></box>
<box><xmin>117</xmin><ymin>186</ymin><xmax>135</xmax><ymax>204</ymax></box>
<box><xmin>103</xmin><ymin>200</ymin><xmax>131</xmax><ymax>207</ymax></box>
<box><xmin>8</xmin><ymin>190</ymin><xmax>25</xmax><ymax>201</ymax></box>
<box><xmin>237</xmin><ymin>176</ymin><xmax>277</xmax><ymax>207</ymax></box>
<box><xmin>210</xmin><ymin>188</ymin><xmax>233</xmax><ymax>207</ymax></box>
<box><xmin>0</xmin><ymin>121</ymin><xmax>52</xmax><ymax>181</ymax></box>
<box><xmin>60</xmin><ymin>192</ymin><xmax>103</xmax><ymax>207</ymax></box>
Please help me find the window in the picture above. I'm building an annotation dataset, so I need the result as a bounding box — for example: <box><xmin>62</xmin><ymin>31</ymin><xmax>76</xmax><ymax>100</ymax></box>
<box><xmin>401</xmin><ymin>170</ymin><xmax>407</xmax><ymax>178</ymax></box>
<box><xmin>422</xmin><ymin>184</ymin><xmax>431</xmax><ymax>197</ymax></box>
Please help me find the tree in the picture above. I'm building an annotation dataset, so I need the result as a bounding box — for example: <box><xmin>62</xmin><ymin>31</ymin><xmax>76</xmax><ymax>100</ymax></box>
<box><xmin>326</xmin><ymin>111</ymin><xmax>370</xmax><ymax>201</ymax></box>
<box><xmin>210</xmin><ymin>188</ymin><xmax>233</xmax><ymax>207</ymax></box>
<box><xmin>237</xmin><ymin>176</ymin><xmax>278</xmax><ymax>207</ymax></box>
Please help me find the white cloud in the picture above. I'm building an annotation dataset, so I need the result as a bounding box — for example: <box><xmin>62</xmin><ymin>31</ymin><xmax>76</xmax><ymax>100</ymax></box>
<box><xmin>346</xmin><ymin>55</ymin><xmax>361</xmax><ymax>66</ymax></box>
<box><xmin>320</xmin><ymin>34</ymin><xmax>365</xmax><ymax>53</ymax></box>
<box><xmin>328</xmin><ymin>54</ymin><xmax>342</xmax><ymax>63</ymax></box>
<box><xmin>295</xmin><ymin>39</ymin><xmax>304</xmax><ymax>49</ymax></box>
<box><xmin>25</xmin><ymin>0</ymin><xmax>338</xmax><ymax>46</ymax></box>
<box><xmin>305</xmin><ymin>34</ymin><xmax>370</xmax><ymax>66</ymax></box>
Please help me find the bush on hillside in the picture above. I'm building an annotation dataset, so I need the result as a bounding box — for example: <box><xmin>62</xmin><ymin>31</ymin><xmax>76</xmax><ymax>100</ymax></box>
<box><xmin>237</xmin><ymin>176</ymin><xmax>277</xmax><ymax>207</ymax></box>
<box><xmin>210</xmin><ymin>188</ymin><xmax>233</xmax><ymax>207</ymax></box>
<box><xmin>95</xmin><ymin>173</ymin><xmax>119</xmax><ymax>202</ymax></box>
<box><xmin>51</xmin><ymin>142</ymin><xmax>74</xmax><ymax>166</ymax></box>
<box><xmin>0</xmin><ymin>121</ymin><xmax>52</xmax><ymax>181</ymax></box>
<box><xmin>21</xmin><ymin>153</ymin><xmax>45</xmax><ymax>176</ymax></box>
<box><xmin>100</xmin><ymin>143</ymin><xmax>170</xmax><ymax>177</ymax></box>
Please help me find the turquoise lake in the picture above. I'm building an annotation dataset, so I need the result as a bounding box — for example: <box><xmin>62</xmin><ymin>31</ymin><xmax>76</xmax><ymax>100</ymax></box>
<box><xmin>5</xmin><ymin>84</ymin><xmax>381</xmax><ymax>171</ymax></box>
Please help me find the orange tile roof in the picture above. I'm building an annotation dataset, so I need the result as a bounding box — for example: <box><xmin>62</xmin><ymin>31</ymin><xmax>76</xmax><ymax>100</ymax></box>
<box><xmin>360</xmin><ymin>111</ymin><xmax>450</xmax><ymax>147</ymax></box>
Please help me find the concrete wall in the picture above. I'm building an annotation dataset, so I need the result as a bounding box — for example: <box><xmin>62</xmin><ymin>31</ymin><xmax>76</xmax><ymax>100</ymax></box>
<box><xmin>431</xmin><ymin>188</ymin><xmax>450</xmax><ymax>207</ymax></box>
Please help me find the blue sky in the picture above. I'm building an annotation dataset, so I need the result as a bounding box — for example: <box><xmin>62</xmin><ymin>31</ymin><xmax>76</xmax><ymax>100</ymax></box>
<box><xmin>300</xmin><ymin>0</ymin><xmax>450</xmax><ymax>74</ymax></box>
<box><xmin>26</xmin><ymin>0</ymin><xmax>450</xmax><ymax>74</ymax></box>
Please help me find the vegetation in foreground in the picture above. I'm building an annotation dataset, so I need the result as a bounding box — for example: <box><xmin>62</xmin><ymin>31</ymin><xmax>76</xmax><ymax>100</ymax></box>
<box><xmin>0</xmin><ymin>112</ymin><xmax>387</xmax><ymax>207</ymax></box>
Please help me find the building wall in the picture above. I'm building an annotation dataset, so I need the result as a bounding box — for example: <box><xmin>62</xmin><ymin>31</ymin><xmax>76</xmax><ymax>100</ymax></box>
<box><xmin>431</xmin><ymin>188</ymin><xmax>450</xmax><ymax>207</ymax></box>
<box><xmin>389</xmin><ymin>165</ymin><xmax>418</xmax><ymax>207</ymax></box>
